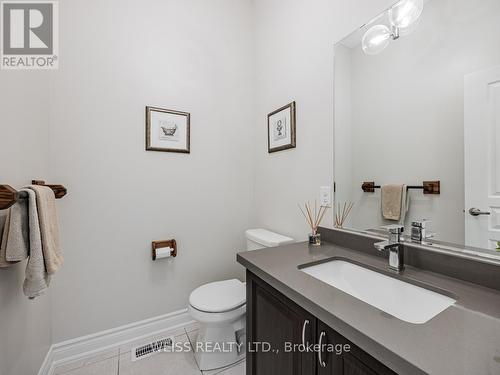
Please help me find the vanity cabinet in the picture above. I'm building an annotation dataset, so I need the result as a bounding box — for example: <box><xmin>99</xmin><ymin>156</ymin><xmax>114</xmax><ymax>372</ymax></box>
<box><xmin>246</xmin><ymin>271</ymin><xmax>397</xmax><ymax>375</ymax></box>
<box><xmin>316</xmin><ymin>320</ymin><xmax>396</xmax><ymax>375</ymax></box>
<box><xmin>246</xmin><ymin>270</ymin><xmax>316</xmax><ymax>375</ymax></box>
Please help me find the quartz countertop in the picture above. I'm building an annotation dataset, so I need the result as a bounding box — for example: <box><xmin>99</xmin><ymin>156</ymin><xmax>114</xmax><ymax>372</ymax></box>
<box><xmin>237</xmin><ymin>240</ymin><xmax>500</xmax><ymax>375</ymax></box>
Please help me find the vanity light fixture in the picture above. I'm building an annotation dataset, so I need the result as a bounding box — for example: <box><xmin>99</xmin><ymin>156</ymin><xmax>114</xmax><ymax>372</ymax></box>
<box><xmin>388</xmin><ymin>0</ymin><xmax>424</xmax><ymax>31</ymax></box>
<box><xmin>362</xmin><ymin>0</ymin><xmax>423</xmax><ymax>55</ymax></box>
<box><xmin>362</xmin><ymin>25</ymin><xmax>393</xmax><ymax>55</ymax></box>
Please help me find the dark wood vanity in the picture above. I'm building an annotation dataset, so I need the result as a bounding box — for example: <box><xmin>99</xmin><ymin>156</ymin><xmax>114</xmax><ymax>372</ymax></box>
<box><xmin>238</xmin><ymin>227</ymin><xmax>500</xmax><ymax>374</ymax></box>
<box><xmin>246</xmin><ymin>270</ymin><xmax>396</xmax><ymax>375</ymax></box>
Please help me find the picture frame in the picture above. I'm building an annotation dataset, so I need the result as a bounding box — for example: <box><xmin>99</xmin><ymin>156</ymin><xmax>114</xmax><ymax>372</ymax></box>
<box><xmin>267</xmin><ymin>101</ymin><xmax>296</xmax><ymax>153</ymax></box>
<box><xmin>146</xmin><ymin>106</ymin><xmax>190</xmax><ymax>153</ymax></box>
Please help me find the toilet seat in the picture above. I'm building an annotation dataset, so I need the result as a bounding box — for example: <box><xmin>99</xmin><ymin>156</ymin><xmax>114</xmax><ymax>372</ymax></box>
<box><xmin>189</xmin><ymin>279</ymin><xmax>246</xmax><ymax>313</ymax></box>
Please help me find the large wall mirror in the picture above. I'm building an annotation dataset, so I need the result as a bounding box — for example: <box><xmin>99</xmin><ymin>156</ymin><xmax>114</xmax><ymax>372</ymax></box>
<box><xmin>333</xmin><ymin>0</ymin><xmax>500</xmax><ymax>259</ymax></box>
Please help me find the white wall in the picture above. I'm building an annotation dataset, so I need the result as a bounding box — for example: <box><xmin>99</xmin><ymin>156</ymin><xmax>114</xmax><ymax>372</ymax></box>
<box><xmin>0</xmin><ymin>72</ymin><xmax>52</xmax><ymax>375</ymax></box>
<box><xmin>336</xmin><ymin>0</ymin><xmax>500</xmax><ymax>243</ymax></box>
<box><xmin>253</xmin><ymin>0</ymin><xmax>395</xmax><ymax>241</ymax></box>
<box><xmin>334</xmin><ymin>44</ymin><xmax>353</xmax><ymax>226</ymax></box>
<box><xmin>48</xmin><ymin>0</ymin><xmax>255</xmax><ymax>341</ymax></box>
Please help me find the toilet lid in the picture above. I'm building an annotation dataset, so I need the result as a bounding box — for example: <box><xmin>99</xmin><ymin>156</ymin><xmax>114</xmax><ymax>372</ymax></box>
<box><xmin>189</xmin><ymin>279</ymin><xmax>246</xmax><ymax>313</ymax></box>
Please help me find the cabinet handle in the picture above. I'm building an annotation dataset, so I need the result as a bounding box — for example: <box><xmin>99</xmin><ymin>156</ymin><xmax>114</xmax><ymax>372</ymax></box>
<box><xmin>301</xmin><ymin>320</ymin><xmax>310</xmax><ymax>346</ymax></box>
<box><xmin>318</xmin><ymin>331</ymin><xmax>326</xmax><ymax>368</ymax></box>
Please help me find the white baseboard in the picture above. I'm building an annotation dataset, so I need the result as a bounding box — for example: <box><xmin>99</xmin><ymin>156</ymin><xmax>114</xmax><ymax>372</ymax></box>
<box><xmin>37</xmin><ymin>347</ymin><xmax>54</xmax><ymax>375</ymax></box>
<box><xmin>38</xmin><ymin>309</ymin><xmax>193</xmax><ymax>375</ymax></box>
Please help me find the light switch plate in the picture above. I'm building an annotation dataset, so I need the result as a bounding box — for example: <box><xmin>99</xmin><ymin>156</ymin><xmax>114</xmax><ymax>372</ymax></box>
<box><xmin>320</xmin><ymin>186</ymin><xmax>331</xmax><ymax>207</ymax></box>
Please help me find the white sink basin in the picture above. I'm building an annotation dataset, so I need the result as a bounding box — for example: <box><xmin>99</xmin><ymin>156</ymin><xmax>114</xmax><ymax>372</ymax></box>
<box><xmin>301</xmin><ymin>260</ymin><xmax>455</xmax><ymax>324</ymax></box>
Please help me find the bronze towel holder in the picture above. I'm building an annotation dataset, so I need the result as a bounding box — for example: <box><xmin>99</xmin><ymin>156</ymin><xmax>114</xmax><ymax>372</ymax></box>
<box><xmin>0</xmin><ymin>180</ymin><xmax>67</xmax><ymax>210</ymax></box>
<box><xmin>361</xmin><ymin>181</ymin><xmax>440</xmax><ymax>194</ymax></box>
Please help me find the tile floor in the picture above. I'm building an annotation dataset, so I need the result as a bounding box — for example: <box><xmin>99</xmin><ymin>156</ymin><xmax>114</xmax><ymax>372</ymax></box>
<box><xmin>53</xmin><ymin>323</ymin><xmax>245</xmax><ymax>375</ymax></box>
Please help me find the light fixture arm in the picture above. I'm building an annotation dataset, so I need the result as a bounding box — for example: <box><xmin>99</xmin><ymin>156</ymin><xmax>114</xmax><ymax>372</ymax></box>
<box><xmin>361</xmin><ymin>0</ymin><xmax>424</xmax><ymax>55</ymax></box>
<box><xmin>391</xmin><ymin>25</ymin><xmax>400</xmax><ymax>40</ymax></box>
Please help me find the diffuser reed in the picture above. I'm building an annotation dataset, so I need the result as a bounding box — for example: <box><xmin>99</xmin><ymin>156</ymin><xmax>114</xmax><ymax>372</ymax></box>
<box><xmin>335</xmin><ymin>201</ymin><xmax>354</xmax><ymax>228</ymax></box>
<box><xmin>298</xmin><ymin>201</ymin><xmax>329</xmax><ymax>246</ymax></box>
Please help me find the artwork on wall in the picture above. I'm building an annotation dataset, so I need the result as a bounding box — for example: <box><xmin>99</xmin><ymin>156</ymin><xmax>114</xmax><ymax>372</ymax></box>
<box><xmin>267</xmin><ymin>101</ymin><xmax>296</xmax><ymax>153</ymax></box>
<box><xmin>146</xmin><ymin>106</ymin><xmax>190</xmax><ymax>153</ymax></box>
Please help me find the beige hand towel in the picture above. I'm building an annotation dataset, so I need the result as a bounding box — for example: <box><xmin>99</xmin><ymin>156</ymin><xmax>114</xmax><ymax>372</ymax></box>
<box><xmin>0</xmin><ymin>211</ymin><xmax>7</xmax><ymax>242</ymax></box>
<box><xmin>23</xmin><ymin>188</ymin><xmax>51</xmax><ymax>298</ymax></box>
<box><xmin>381</xmin><ymin>184</ymin><xmax>406</xmax><ymax>221</ymax></box>
<box><xmin>0</xmin><ymin>210</ymin><xmax>18</xmax><ymax>268</ymax></box>
<box><xmin>29</xmin><ymin>185</ymin><xmax>63</xmax><ymax>274</ymax></box>
<box><xmin>5</xmin><ymin>192</ymin><xmax>30</xmax><ymax>262</ymax></box>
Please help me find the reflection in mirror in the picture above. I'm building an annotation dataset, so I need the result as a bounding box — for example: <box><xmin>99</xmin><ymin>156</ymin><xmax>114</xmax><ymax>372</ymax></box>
<box><xmin>333</xmin><ymin>0</ymin><xmax>500</xmax><ymax>258</ymax></box>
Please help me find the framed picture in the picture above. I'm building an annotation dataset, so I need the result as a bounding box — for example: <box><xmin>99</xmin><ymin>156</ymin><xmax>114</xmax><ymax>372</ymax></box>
<box><xmin>267</xmin><ymin>101</ymin><xmax>296</xmax><ymax>153</ymax></box>
<box><xmin>146</xmin><ymin>106</ymin><xmax>190</xmax><ymax>153</ymax></box>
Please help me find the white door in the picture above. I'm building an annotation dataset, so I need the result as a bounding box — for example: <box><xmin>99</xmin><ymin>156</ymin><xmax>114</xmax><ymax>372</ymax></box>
<box><xmin>464</xmin><ymin>66</ymin><xmax>500</xmax><ymax>250</ymax></box>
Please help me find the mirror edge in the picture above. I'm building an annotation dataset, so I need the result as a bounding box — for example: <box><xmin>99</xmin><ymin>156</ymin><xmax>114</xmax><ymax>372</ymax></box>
<box><xmin>325</xmin><ymin>226</ymin><xmax>500</xmax><ymax>266</ymax></box>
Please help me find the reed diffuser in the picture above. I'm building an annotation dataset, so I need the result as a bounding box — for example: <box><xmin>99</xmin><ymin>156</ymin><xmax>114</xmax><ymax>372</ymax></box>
<box><xmin>298</xmin><ymin>201</ymin><xmax>329</xmax><ymax>246</ymax></box>
<box><xmin>335</xmin><ymin>201</ymin><xmax>354</xmax><ymax>228</ymax></box>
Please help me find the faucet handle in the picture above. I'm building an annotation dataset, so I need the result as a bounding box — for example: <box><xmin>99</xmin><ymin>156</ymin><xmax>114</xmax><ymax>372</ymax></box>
<box><xmin>411</xmin><ymin>219</ymin><xmax>430</xmax><ymax>228</ymax></box>
<box><xmin>411</xmin><ymin>220</ymin><xmax>432</xmax><ymax>242</ymax></box>
<box><xmin>381</xmin><ymin>224</ymin><xmax>404</xmax><ymax>234</ymax></box>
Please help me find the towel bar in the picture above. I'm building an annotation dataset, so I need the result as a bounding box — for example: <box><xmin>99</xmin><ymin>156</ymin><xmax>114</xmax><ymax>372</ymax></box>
<box><xmin>361</xmin><ymin>181</ymin><xmax>440</xmax><ymax>194</ymax></box>
<box><xmin>0</xmin><ymin>180</ymin><xmax>67</xmax><ymax>210</ymax></box>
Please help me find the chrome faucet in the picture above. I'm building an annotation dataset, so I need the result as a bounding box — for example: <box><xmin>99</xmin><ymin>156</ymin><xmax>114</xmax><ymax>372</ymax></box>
<box><xmin>374</xmin><ymin>225</ymin><xmax>405</xmax><ymax>273</ymax></box>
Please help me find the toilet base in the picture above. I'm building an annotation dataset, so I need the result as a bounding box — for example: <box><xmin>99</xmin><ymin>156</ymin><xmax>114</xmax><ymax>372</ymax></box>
<box><xmin>188</xmin><ymin>304</ymin><xmax>246</xmax><ymax>371</ymax></box>
<box><xmin>194</xmin><ymin>325</ymin><xmax>246</xmax><ymax>371</ymax></box>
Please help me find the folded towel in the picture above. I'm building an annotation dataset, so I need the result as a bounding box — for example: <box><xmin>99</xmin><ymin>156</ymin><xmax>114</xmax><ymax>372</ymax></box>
<box><xmin>5</xmin><ymin>192</ymin><xmax>30</xmax><ymax>262</ymax></box>
<box><xmin>0</xmin><ymin>212</ymin><xmax>7</xmax><ymax>241</ymax></box>
<box><xmin>0</xmin><ymin>210</ymin><xmax>18</xmax><ymax>268</ymax></box>
<box><xmin>381</xmin><ymin>184</ymin><xmax>407</xmax><ymax>221</ymax></box>
<box><xmin>29</xmin><ymin>185</ymin><xmax>63</xmax><ymax>274</ymax></box>
<box><xmin>23</xmin><ymin>188</ymin><xmax>51</xmax><ymax>298</ymax></box>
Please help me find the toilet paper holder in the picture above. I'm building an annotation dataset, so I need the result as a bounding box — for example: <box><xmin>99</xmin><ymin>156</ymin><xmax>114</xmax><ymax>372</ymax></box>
<box><xmin>152</xmin><ymin>239</ymin><xmax>177</xmax><ymax>260</ymax></box>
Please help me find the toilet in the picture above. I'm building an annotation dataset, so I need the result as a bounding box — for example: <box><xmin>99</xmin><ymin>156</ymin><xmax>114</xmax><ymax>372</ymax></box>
<box><xmin>188</xmin><ymin>228</ymin><xmax>294</xmax><ymax>371</ymax></box>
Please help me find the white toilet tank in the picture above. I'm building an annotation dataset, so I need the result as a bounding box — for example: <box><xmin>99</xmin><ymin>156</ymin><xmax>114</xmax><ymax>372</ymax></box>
<box><xmin>245</xmin><ymin>228</ymin><xmax>294</xmax><ymax>251</ymax></box>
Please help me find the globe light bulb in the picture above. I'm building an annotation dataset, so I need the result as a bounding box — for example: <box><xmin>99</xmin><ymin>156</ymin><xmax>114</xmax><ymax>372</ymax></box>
<box><xmin>362</xmin><ymin>25</ymin><xmax>391</xmax><ymax>55</ymax></box>
<box><xmin>397</xmin><ymin>15</ymin><xmax>421</xmax><ymax>36</ymax></box>
<box><xmin>388</xmin><ymin>0</ymin><xmax>424</xmax><ymax>30</ymax></box>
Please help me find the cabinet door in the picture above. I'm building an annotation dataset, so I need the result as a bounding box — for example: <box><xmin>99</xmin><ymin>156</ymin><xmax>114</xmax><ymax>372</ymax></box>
<box><xmin>246</xmin><ymin>271</ymin><xmax>316</xmax><ymax>375</ymax></box>
<box><xmin>317</xmin><ymin>320</ymin><xmax>397</xmax><ymax>375</ymax></box>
